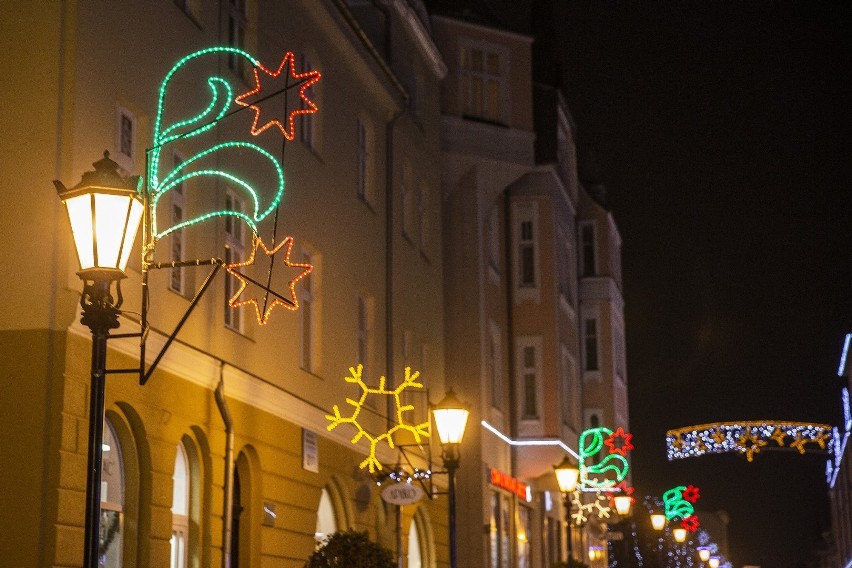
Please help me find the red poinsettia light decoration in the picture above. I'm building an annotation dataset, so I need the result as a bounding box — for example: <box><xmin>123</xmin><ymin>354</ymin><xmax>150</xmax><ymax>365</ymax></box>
<box><xmin>682</xmin><ymin>484</ymin><xmax>701</xmax><ymax>503</ymax></box>
<box><xmin>681</xmin><ymin>515</ymin><xmax>700</xmax><ymax>532</ymax></box>
<box><xmin>604</xmin><ymin>427</ymin><xmax>634</xmax><ymax>456</ymax></box>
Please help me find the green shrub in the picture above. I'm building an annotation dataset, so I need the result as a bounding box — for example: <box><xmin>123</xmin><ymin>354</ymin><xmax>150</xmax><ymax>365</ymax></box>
<box><xmin>305</xmin><ymin>530</ymin><xmax>395</xmax><ymax>568</ymax></box>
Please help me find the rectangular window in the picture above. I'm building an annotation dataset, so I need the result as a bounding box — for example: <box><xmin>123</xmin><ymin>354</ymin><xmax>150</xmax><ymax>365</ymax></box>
<box><xmin>519</xmin><ymin>220</ymin><xmax>535</xmax><ymax>287</ymax></box>
<box><xmin>115</xmin><ymin>105</ymin><xmax>137</xmax><ymax>172</ymax></box>
<box><xmin>170</xmin><ymin>153</ymin><xmax>186</xmax><ymax>294</ymax></box>
<box><xmin>228</xmin><ymin>0</ymin><xmax>247</xmax><ymax>75</ymax></box>
<box><xmin>489</xmin><ymin>325</ymin><xmax>502</xmax><ymax>409</ymax></box>
<box><xmin>517</xmin><ymin>506</ymin><xmax>531</xmax><ymax>568</ymax></box>
<box><xmin>357</xmin><ymin>295</ymin><xmax>370</xmax><ymax>374</ymax></box>
<box><xmin>224</xmin><ymin>192</ymin><xmax>245</xmax><ymax>332</ymax></box>
<box><xmin>300</xmin><ymin>250</ymin><xmax>313</xmax><ymax>372</ymax></box>
<box><xmin>584</xmin><ymin>319</ymin><xmax>599</xmax><ymax>371</ymax></box>
<box><xmin>489</xmin><ymin>492</ymin><xmax>512</xmax><ymax>568</ymax></box>
<box><xmin>522</xmin><ymin>345</ymin><xmax>537</xmax><ymax>419</ymax></box>
<box><xmin>356</xmin><ymin>119</ymin><xmax>370</xmax><ymax>202</ymax></box>
<box><xmin>460</xmin><ymin>41</ymin><xmax>505</xmax><ymax>123</ymax></box>
<box><xmin>402</xmin><ymin>160</ymin><xmax>414</xmax><ymax>239</ymax></box>
<box><xmin>581</xmin><ymin>223</ymin><xmax>596</xmax><ymax>277</ymax></box>
<box><xmin>300</xmin><ymin>54</ymin><xmax>316</xmax><ymax>150</ymax></box>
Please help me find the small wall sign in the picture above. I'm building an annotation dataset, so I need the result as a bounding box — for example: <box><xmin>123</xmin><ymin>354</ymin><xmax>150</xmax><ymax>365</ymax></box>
<box><xmin>380</xmin><ymin>482</ymin><xmax>425</xmax><ymax>506</ymax></box>
<box><xmin>302</xmin><ymin>429</ymin><xmax>319</xmax><ymax>473</ymax></box>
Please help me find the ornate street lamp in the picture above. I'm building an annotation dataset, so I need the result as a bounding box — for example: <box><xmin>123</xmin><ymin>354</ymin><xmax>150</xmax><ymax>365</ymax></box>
<box><xmin>55</xmin><ymin>151</ymin><xmax>144</xmax><ymax>568</ymax></box>
<box><xmin>672</xmin><ymin>527</ymin><xmax>687</xmax><ymax>543</ymax></box>
<box><xmin>697</xmin><ymin>546</ymin><xmax>711</xmax><ymax>562</ymax></box>
<box><xmin>708</xmin><ymin>556</ymin><xmax>721</xmax><ymax>568</ymax></box>
<box><xmin>432</xmin><ymin>389</ymin><xmax>469</xmax><ymax>568</ymax></box>
<box><xmin>553</xmin><ymin>456</ymin><xmax>580</xmax><ymax>568</ymax></box>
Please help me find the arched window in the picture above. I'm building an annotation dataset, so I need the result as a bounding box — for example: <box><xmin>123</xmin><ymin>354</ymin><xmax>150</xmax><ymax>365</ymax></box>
<box><xmin>408</xmin><ymin>519</ymin><xmax>422</xmax><ymax>568</ymax></box>
<box><xmin>100</xmin><ymin>419</ymin><xmax>124</xmax><ymax>567</ymax></box>
<box><xmin>408</xmin><ymin>507</ymin><xmax>435</xmax><ymax>568</ymax></box>
<box><xmin>315</xmin><ymin>488</ymin><xmax>337</xmax><ymax>545</ymax></box>
<box><xmin>171</xmin><ymin>443</ymin><xmax>189</xmax><ymax>568</ymax></box>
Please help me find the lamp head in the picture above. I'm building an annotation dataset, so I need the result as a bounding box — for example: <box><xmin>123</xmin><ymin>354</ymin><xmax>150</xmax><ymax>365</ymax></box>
<box><xmin>553</xmin><ymin>455</ymin><xmax>580</xmax><ymax>493</ymax></box>
<box><xmin>431</xmin><ymin>388</ymin><xmax>469</xmax><ymax>446</ymax></box>
<box><xmin>708</xmin><ymin>557</ymin><xmax>721</xmax><ymax>568</ymax></box>
<box><xmin>650</xmin><ymin>512</ymin><xmax>666</xmax><ymax>531</ymax></box>
<box><xmin>613</xmin><ymin>494</ymin><xmax>632</xmax><ymax>516</ymax></box>
<box><xmin>672</xmin><ymin>527</ymin><xmax>687</xmax><ymax>543</ymax></box>
<box><xmin>697</xmin><ymin>547</ymin><xmax>711</xmax><ymax>562</ymax></box>
<box><xmin>55</xmin><ymin>151</ymin><xmax>143</xmax><ymax>282</ymax></box>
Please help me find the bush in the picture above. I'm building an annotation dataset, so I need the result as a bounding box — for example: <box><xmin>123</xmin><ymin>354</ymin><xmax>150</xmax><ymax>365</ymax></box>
<box><xmin>305</xmin><ymin>530</ymin><xmax>395</xmax><ymax>568</ymax></box>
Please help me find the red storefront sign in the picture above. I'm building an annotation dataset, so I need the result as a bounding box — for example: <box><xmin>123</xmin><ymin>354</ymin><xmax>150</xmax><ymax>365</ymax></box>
<box><xmin>489</xmin><ymin>468</ymin><xmax>529</xmax><ymax>501</ymax></box>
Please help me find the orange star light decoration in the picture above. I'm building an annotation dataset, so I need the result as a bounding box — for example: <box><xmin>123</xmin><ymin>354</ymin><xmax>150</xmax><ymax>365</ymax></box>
<box><xmin>235</xmin><ymin>51</ymin><xmax>321</xmax><ymax>140</ymax></box>
<box><xmin>604</xmin><ymin>427</ymin><xmax>634</xmax><ymax>456</ymax></box>
<box><xmin>225</xmin><ymin>236</ymin><xmax>313</xmax><ymax>325</ymax></box>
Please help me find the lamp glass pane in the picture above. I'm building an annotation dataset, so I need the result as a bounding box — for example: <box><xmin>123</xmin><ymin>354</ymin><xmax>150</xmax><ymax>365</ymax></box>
<box><xmin>433</xmin><ymin>407</ymin><xmax>469</xmax><ymax>445</ymax></box>
<box><xmin>698</xmin><ymin>548</ymin><xmax>711</xmax><ymax>561</ymax></box>
<box><xmin>613</xmin><ymin>495</ymin><xmax>632</xmax><ymax>516</ymax></box>
<box><xmin>650</xmin><ymin>513</ymin><xmax>666</xmax><ymax>531</ymax></box>
<box><xmin>95</xmin><ymin>193</ymin><xmax>134</xmax><ymax>269</ymax></box>
<box><xmin>554</xmin><ymin>466</ymin><xmax>579</xmax><ymax>493</ymax></box>
<box><xmin>117</xmin><ymin>198</ymin><xmax>144</xmax><ymax>271</ymax></box>
<box><xmin>65</xmin><ymin>194</ymin><xmax>96</xmax><ymax>270</ymax></box>
<box><xmin>673</xmin><ymin>527</ymin><xmax>687</xmax><ymax>542</ymax></box>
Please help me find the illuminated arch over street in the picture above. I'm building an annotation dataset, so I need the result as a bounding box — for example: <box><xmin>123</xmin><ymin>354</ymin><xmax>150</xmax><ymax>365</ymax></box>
<box><xmin>666</xmin><ymin>421</ymin><xmax>832</xmax><ymax>462</ymax></box>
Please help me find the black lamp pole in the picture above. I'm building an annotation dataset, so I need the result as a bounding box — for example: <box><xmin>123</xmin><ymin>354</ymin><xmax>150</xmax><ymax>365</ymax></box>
<box><xmin>80</xmin><ymin>278</ymin><xmax>122</xmax><ymax>568</ymax></box>
<box><xmin>563</xmin><ymin>491</ymin><xmax>574</xmax><ymax>568</ymax></box>
<box><xmin>442</xmin><ymin>443</ymin><xmax>461</xmax><ymax>568</ymax></box>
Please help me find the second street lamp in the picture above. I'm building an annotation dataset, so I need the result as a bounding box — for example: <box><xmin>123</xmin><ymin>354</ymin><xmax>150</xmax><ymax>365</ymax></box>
<box><xmin>432</xmin><ymin>389</ymin><xmax>469</xmax><ymax>568</ymax></box>
<box><xmin>553</xmin><ymin>456</ymin><xmax>581</xmax><ymax>568</ymax></box>
<box><xmin>55</xmin><ymin>152</ymin><xmax>144</xmax><ymax>568</ymax></box>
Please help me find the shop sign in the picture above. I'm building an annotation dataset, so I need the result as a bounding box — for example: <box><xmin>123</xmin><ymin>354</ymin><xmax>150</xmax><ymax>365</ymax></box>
<box><xmin>489</xmin><ymin>468</ymin><xmax>530</xmax><ymax>501</ymax></box>
<box><xmin>302</xmin><ymin>429</ymin><xmax>319</xmax><ymax>473</ymax></box>
<box><xmin>381</xmin><ymin>482</ymin><xmax>425</xmax><ymax>506</ymax></box>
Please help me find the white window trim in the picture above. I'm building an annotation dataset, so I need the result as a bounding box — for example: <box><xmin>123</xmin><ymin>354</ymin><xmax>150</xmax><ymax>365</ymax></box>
<box><xmin>579</xmin><ymin>221</ymin><xmax>598</xmax><ymax>277</ymax></box>
<box><xmin>512</xmin><ymin>202</ymin><xmax>539</xmax><ymax>303</ymax></box>
<box><xmin>169</xmin><ymin>151</ymin><xmax>187</xmax><ymax>296</ymax></box>
<box><xmin>224</xmin><ymin>189</ymin><xmax>246</xmax><ymax>333</ymax></box>
<box><xmin>457</xmin><ymin>37</ymin><xmax>511</xmax><ymax>125</ymax></box>
<box><xmin>516</xmin><ymin>336</ymin><xmax>543</xmax><ymax>433</ymax></box>
<box><xmin>114</xmin><ymin>104</ymin><xmax>137</xmax><ymax>173</ymax></box>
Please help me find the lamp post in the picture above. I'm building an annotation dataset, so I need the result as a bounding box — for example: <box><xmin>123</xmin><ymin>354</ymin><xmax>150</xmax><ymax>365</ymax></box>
<box><xmin>432</xmin><ymin>388</ymin><xmax>469</xmax><ymax>568</ymax></box>
<box><xmin>553</xmin><ymin>456</ymin><xmax>580</xmax><ymax>568</ymax></box>
<box><xmin>55</xmin><ymin>152</ymin><xmax>144</xmax><ymax>568</ymax></box>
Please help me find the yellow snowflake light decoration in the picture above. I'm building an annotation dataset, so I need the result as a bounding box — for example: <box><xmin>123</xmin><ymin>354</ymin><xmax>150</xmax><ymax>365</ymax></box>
<box><xmin>325</xmin><ymin>365</ymin><xmax>430</xmax><ymax>473</ymax></box>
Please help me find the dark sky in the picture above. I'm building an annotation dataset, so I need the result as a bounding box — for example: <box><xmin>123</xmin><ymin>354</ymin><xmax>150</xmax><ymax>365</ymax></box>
<box><xmin>551</xmin><ymin>2</ymin><xmax>852</xmax><ymax>567</ymax></box>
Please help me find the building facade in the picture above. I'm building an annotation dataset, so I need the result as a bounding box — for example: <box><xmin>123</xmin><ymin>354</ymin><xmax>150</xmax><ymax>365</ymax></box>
<box><xmin>432</xmin><ymin>11</ymin><xmax>630</xmax><ymax>568</ymax></box>
<box><xmin>0</xmin><ymin>1</ymin><xmax>450</xmax><ymax>567</ymax></box>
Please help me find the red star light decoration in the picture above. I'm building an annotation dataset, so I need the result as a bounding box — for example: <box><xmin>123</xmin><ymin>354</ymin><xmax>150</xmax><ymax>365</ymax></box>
<box><xmin>682</xmin><ymin>484</ymin><xmax>701</xmax><ymax>503</ymax></box>
<box><xmin>235</xmin><ymin>51</ymin><xmax>321</xmax><ymax>140</ymax></box>
<box><xmin>604</xmin><ymin>427</ymin><xmax>634</xmax><ymax>456</ymax></box>
<box><xmin>681</xmin><ymin>514</ymin><xmax>700</xmax><ymax>532</ymax></box>
<box><xmin>225</xmin><ymin>236</ymin><xmax>313</xmax><ymax>325</ymax></box>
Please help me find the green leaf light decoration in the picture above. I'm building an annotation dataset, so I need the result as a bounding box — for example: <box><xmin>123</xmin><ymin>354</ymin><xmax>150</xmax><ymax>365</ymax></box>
<box><xmin>579</xmin><ymin>426</ymin><xmax>631</xmax><ymax>489</ymax></box>
<box><xmin>147</xmin><ymin>47</ymin><xmax>292</xmax><ymax>240</ymax></box>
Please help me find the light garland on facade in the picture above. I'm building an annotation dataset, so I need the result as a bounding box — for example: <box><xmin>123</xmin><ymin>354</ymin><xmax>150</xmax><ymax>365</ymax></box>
<box><xmin>146</xmin><ymin>46</ymin><xmax>321</xmax><ymax>240</ymax></box>
<box><xmin>224</xmin><ymin>236</ymin><xmax>313</xmax><ymax>324</ymax></box>
<box><xmin>579</xmin><ymin>426</ymin><xmax>631</xmax><ymax>489</ymax></box>
<box><xmin>325</xmin><ymin>366</ymin><xmax>430</xmax><ymax>473</ymax></box>
<box><xmin>666</xmin><ymin>421</ymin><xmax>833</xmax><ymax>462</ymax></box>
<box><xmin>235</xmin><ymin>50</ymin><xmax>322</xmax><ymax>141</ymax></box>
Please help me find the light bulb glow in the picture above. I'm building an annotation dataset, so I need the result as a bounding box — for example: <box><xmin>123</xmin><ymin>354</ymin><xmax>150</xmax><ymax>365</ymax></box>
<box><xmin>650</xmin><ymin>513</ymin><xmax>666</xmax><ymax>531</ymax></box>
<box><xmin>673</xmin><ymin>527</ymin><xmax>687</xmax><ymax>543</ymax></box>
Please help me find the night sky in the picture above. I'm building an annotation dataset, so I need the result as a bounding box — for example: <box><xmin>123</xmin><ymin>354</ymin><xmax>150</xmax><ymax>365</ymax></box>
<box><xmin>551</xmin><ymin>2</ymin><xmax>852</xmax><ymax>566</ymax></box>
